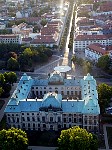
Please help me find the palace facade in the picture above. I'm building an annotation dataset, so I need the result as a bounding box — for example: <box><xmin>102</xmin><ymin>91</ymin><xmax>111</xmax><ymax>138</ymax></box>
<box><xmin>5</xmin><ymin>71</ymin><xmax>100</xmax><ymax>133</ymax></box>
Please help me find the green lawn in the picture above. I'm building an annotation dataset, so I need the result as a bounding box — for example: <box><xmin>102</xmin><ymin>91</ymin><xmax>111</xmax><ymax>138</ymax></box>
<box><xmin>106</xmin><ymin>127</ymin><xmax>112</xmax><ymax>149</ymax></box>
<box><xmin>0</xmin><ymin>100</ymin><xmax>5</xmax><ymax>110</ymax></box>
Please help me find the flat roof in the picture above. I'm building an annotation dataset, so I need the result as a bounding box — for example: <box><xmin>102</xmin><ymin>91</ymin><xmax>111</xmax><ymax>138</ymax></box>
<box><xmin>54</xmin><ymin>66</ymin><xmax>71</xmax><ymax>73</ymax></box>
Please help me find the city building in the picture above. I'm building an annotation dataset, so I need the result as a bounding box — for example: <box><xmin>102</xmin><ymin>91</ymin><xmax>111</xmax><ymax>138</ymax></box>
<box><xmin>12</xmin><ymin>23</ymin><xmax>33</xmax><ymax>38</ymax></box>
<box><xmin>73</xmin><ymin>34</ymin><xmax>112</xmax><ymax>52</ymax></box>
<box><xmin>0</xmin><ymin>22</ymin><xmax>6</xmax><ymax>29</ymax></box>
<box><xmin>5</xmin><ymin>70</ymin><xmax>100</xmax><ymax>133</ymax></box>
<box><xmin>0</xmin><ymin>34</ymin><xmax>22</xmax><ymax>44</ymax></box>
<box><xmin>85</xmin><ymin>43</ymin><xmax>107</xmax><ymax>62</ymax></box>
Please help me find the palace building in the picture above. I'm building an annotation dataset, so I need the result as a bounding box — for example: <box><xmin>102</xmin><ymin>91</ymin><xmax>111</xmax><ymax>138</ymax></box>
<box><xmin>4</xmin><ymin>70</ymin><xmax>100</xmax><ymax>133</ymax></box>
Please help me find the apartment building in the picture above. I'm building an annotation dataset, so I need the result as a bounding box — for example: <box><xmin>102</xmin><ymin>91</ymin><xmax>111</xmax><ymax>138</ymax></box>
<box><xmin>85</xmin><ymin>43</ymin><xmax>107</xmax><ymax>62</ymax></box>
<box><xmin>73</xmin><ymin>34</ymin><xmax>112</xmax><ymax>52</ymax></box>
<box><xmin>0</xmin><ymin>34</ymin><xmax>22</xmax><ymax>44</ymax></box>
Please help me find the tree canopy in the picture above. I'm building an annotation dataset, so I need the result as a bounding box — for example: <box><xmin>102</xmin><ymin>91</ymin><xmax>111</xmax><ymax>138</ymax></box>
<box><xmin>7</xmin><ymin>57</ymin><xmax>19</xmax><ymax>71</ymax></box>
<box><xmin>97</xmin><ymin>83</ymin><xmax>112</xmax><ymax>113</ymax></box>
<box><xmin>0</xmin><ymin>128</ymin><xmax>28</xmax><ymax>150</ymax></box>
<box><xmin>0</xmin><ymin>72</ymin><xmax>17</xmax><ymax>98</ymax></box>
<box><xmin>58</xmin><ymin>126</ymin><xmax>98</xmax><ymax>150</ymax></box>
<box><xmin>0</xmin><ymin>44</ymin><xmax>53</xmax><ymax>71</ymax></box>
<box><xmin>40</xmin><ymin>19</ymin><xmax>48</xmax><ymax>27</ymax></box>
<box><xmin>97</xmin><ymin>55</ymin><xmax>111</xmax><ymax>71</ymax></box>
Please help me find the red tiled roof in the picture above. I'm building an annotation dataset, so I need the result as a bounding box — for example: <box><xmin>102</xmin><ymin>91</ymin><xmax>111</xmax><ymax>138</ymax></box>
<box><xmin>0</xmin><ymin>34</ymin><xmax>19</xmax><ymax>38</ymax></box>
<box><xmin>22</xmin><ymin>37</ymin><xmax>32</xmax><ymax>42</ymax></box>
<box><xmin>87</xmin><ymin>43</ymin><xmax>107</xmax><ymax>55</ymax></box>
<box><xmin>41</xmin><ymin>26</ymin><xmax>58</xmax><ymax>35</ymax></box>
<box><xmin>31</xmin><ymin>35</ymin><xmax>55</xmax><ymax>44</ymax></box>
<box><xmin>106</xmin><ymin>45</ymin><xmax>112</xmax><ymax>50</ymax></box>
<box><xmin>26</xmin><ymin>17</ymin><xmax>41</xmax><ymax>23</ymax></box>
<box><xmin>99</xmin><ymin>2</ymin><xmax>112</xmax><ymax>12</ymax></box>
<box><xmin>48</xmin><ymin>21</ymin><xmax>63</xmax><ymax>25</ymax></box>
<box><xmin>75</xmin><ymin>34</ymin><xmax>112</xmax><ymax>41</ymax></box>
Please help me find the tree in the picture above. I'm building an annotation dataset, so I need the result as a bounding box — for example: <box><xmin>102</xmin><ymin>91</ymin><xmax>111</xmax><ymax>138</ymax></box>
<box><xmin>7</xmin><ymin>57</ymin><xmax>19</xmax><ymax>71</ymax></box>
<box><xmin>97</xmin><ymin>83</ymin><xmax>112</xmax><ymax>113</ymax></box>
<box><xmin>97</xmin><ymin>55</ymin><xmax>111</xmax><ymax>71</ymax></box>
<box><xmin>33</xmin><ymin>25</ymin><xmax>41</xmax><ymax>32</ymax></box>
<box><xmin>98</xmin><ymin>83</ymin><xmax>112</xmax><ymax>100</ymax></box>
<box><xmin>0</xmin><ymin>87</ymin><xmax>3</xmax><ymax>97</ymax></box>
<box><xmin>8</xmin><ymin>72</ymin><xmax>17</xmax><ymax>85</ymax></box>
<box><xmin>40</xmin><ymin>19</ymin><xmax>47</xmax><ymax>27</ymax></box>
<box><xmin>58</xmin><ymin>126</ymin><xmax>98</xmax><ymax>150</ymax></box>
<box><xmin>71</xmin><ymin>55</ymin><xmax>77</xmax><ymax>63</ymax></box>
<box><xmin>0</xmin><ymin>74</ymin><xmax>5</xmax><ymax>86</ymax></box>
<box><xmin>83</xmin><ymin>61</ymin><xmax>92</xmax><ymax>75</ymax></box>
<box><xmin>0</xmin><ymin>128</ymin><xmax>28</xmax><ymax>150</ymax></box>
<box><xmin>7</xmin><ymin>52</ymin><xmax>17</xmax><ymax>60</ymax></box>
<box><xmin>23</xmin><ymin>48</ymin><xmax>33</xmax><ymax>58</ymax></box>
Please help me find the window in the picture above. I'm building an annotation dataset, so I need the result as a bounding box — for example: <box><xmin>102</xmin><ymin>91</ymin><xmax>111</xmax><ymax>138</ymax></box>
<box><xmin>79</xmin><ymin>118</ymin><xmax>82</xmax><ymax>123</ymax></box>
<box><xmin>61</xmin><ymin>91</ymin><xmax>64</xmax><ymax>95</ymax></box>
<box><xmin>33</xmin><ymin>123</ymin><xmax>35</xmax><ymax>128</ymax></box>
<box><xmin>17</xmin><ymin>118</ymin><xmax>19</xmax><ymax>123</ymax></box>
<box><xmin>8</xmin><ymin>118</ymin><xmax>10</xmax><ymax>123</ymax></box>
<box><xmin>69</xmin><ymin>124</ymin><xmax>71</xmax><ymax>128</ymax></box>
<box><xmin>27</xmin><ymin>113</ymin><xmax>29</xmax><ymax>115</ymax></box>
<box><xmin>42</xmin><ymin>116</ymin><xmax>45</xmax><ymax>122</ymax></box>
<box><xmin>32</xmin><ymin>117</ymin><xmax>35</xmax><ymax>121</ymax></box>
<box><xmin>40</xmin><ymin>91</ymin><xmax>42</xmax><ymax>95</ymax></box>
<box><xmin>74</xmin><ymin>118</ymin><xmax>76</xmax><ymax>123</ymax></box>
<box><xmin>71</xmin><ymin>91</ymin><xmax>73</xmax><ymax>95</ymax></box>
<box><xmin>23</xmin><ymin>123</ymin><xmax>25</xmax><ymax>127</ymax></box>
<box><xmin>67</xmin><ymin>91</ymin><xmax>69</xmax><ymax>95</ymax></box>
<box><xmin>58</xmin><ymin>117</ymin><xmax>61</xmax><ymax>122</ymax></box>
<box><xmin>64</xmin><ymin>118</ymin><xmax>66</xmax><ymax>123</ymax></box>
<box><xmin>50</xmin><ymin>117</ymin><xmax>53</xmax><ymax>122</ymax></box>
<box><xmin>69</xmin><ymin>118</ymin><xmax>71</xmax><ymax>122</ymax></box>
<box><xmin>58</xmin><ymin>124</ymin><xmax>61</xmax><ymax>129</ymax></box>
<box><xmin>50</xmin><ymin>125</ymin><xmax>53</xmax><ymax>130</ymax></box>
<box><xmin>36</xmin><ymin>91</ymin><xmax>38</xmax><ymax>95</ymax></box>
<box><xmin>64</xmin><ymin>124</ymin><xmax>66</xmax><ymax>128</ymax></box>
<box><xmin>94</xmin><ymin>120</ymin><xmax>96</xmax><ymax>125</ymax></box>
<box><xmin>44</xmin><ymin>91</ymin><xmax>46</xmax><ymax>94</ymax></box>
<box><xmin>22</xmin><ymin>117</ymin><xmax>25</xmax><ymax>121</ymax></box>
<box><xmin>43</xmin><ymin>124</ymin><xmax>46</xmax><ymax>129</ymax></box>
<box><xmin>28</xmin><ymin>123</ymin><xmax>30</xmax><ymax>128</ymax></box>
<box><xmin>27</xmin><ymin>117</ymin><xmax>30</xmax><ymax>121</ymax></box>
<box><xmin>37</xmin><ymin>117</ymin><xmax>40</xmax><ymax>122</ymax></box>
